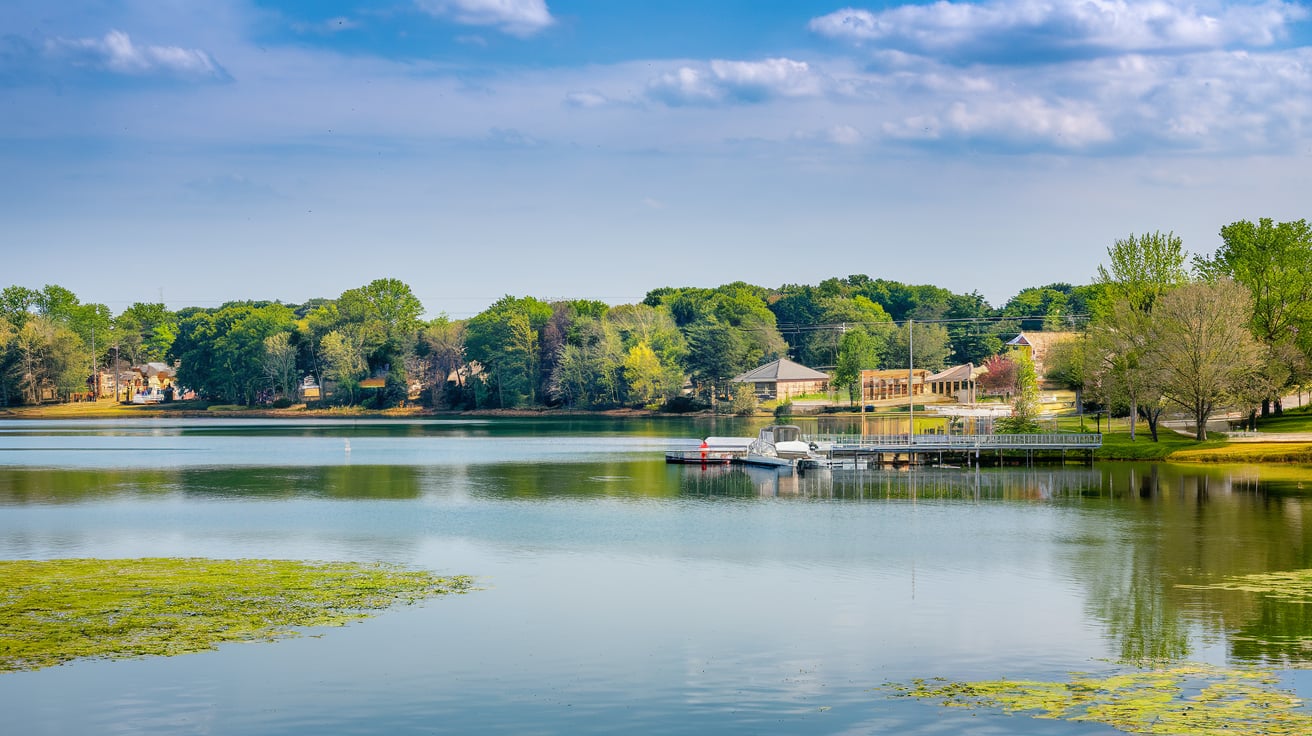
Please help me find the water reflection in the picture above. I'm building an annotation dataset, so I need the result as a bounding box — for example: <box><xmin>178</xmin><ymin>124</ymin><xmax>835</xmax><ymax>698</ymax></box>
<box><xmin>679</xmin><ymin>464</ymin><xmax>1105</xmax><ymax>501</ymax></box>
<box><xmin>1066</xmin><ymin>463</ymin><xmax>1312</xmax><ymax>668</ymax></box>
<box><xmin>12</xmin><ymin>418</ymin><xmax>1312</xmax><ymax>729</ymax></box>
<box><xmin>0</xmin><ymin>465</ymin><xmax>427</xmax><ymax>503</ymax></box>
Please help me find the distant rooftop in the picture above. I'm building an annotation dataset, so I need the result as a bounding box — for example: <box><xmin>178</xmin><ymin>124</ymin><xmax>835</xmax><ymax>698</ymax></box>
<box><xmin>732</xmin><ymin>358</ymin><xmax>828</xmax><ymax>383</ymax></box>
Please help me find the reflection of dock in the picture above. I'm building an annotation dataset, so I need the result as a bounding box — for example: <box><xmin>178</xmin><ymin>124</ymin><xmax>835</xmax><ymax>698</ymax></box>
<box><xmin>676</xmin><ymin>463</ymin><xmax>1105</xmax><ymax>500</ymax></box>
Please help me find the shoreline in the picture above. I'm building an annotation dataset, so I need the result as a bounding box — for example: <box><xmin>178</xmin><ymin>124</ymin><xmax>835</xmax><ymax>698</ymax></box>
<box><xmin>0</xmin><ymin>400</ymin><xmax>671</xmax><ymax>421</ymax></box>
<box><xmin>7</xmin><ymin>401</ymin><xmax>1312</xmax><ymax>465</ymax></box>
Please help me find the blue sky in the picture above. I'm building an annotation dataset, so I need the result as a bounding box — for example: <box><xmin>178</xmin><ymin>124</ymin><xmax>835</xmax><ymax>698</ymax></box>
<box><xmin>3</xmin><ymin>0</ymin><xmax>1311</xmax><ymax>317</ymax></box>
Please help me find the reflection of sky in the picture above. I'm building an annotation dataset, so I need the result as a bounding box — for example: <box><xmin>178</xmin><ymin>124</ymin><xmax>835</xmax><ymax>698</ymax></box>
<box><xmin>6</xmin><ymin>423</ymin><xmax>1312</xmax><ymax>733</ymax></box>
<box><xmin>1</xmin><ymin>496</ymin><xmax>1108</xmax><ymax>733</ymax></box>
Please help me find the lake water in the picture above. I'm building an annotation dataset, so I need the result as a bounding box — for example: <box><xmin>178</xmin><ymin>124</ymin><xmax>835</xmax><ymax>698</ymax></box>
<box><xmin>3</xmin><ymin>417</ymin><xmax>1312</xmax><ymax>734</ymax></box>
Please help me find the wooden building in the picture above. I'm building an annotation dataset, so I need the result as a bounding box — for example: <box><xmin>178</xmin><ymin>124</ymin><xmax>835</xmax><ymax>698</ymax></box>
<box><xmin>859</xmin><ymin>368</ymin><xmax>931</xmax><ymax>404</ymax></box>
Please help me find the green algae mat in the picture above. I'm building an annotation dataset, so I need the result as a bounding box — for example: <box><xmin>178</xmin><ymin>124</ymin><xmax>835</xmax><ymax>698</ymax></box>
<box><xmin>888</xmin><ymin>569</ymin><xmax>1312</xmax><ymax>735</ymax></box>
<box><xmin>0</xmin><ymin>558</ymin><xmax>473</xmax><ymax>672</ymax></box>
<box><xmin>889</xmin><ymin>664</ymin><xmax>1312</xmax><ymax>735</ymax></box>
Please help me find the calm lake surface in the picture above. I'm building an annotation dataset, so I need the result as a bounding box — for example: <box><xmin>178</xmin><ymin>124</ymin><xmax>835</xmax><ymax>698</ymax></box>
<box><xmin>4</xmin><ymin>417</ymin><xmax>1312</xmax><ymax>734</ymax></box>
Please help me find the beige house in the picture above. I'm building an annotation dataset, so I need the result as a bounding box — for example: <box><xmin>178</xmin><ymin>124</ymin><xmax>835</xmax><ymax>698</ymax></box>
<box><xmin>926</xmin><ymin>363</ymin><xmax>983</xmax><ymax>404</ymax></box>
<box><xmin>1006</xmin><ymin>331</ymin><xmax>1078</xmax><ymax>385</ymax></box>
<box><xmin>732</xmin><ymin>358</ymin><xmax>829</xmax><ymax>400</ymax></box>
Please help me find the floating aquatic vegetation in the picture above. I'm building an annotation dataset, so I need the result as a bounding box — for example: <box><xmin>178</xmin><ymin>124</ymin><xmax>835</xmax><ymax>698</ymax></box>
<box><xmin>0</xmin><ymin>558</ymin><xmax>473</xmax><ymax>672</ymax></box>
<box><xmin>887</xmin><ymin>663</ymin><xmax>1312</xmax><ymax>735</ymax></box>
<box><xmin>1179</xmin><ymin>569</ymin><xmax>1312</xmax><ymax>603</ymax></box>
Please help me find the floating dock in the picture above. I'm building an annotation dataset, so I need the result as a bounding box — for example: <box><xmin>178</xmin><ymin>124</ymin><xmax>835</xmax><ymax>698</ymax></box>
<box><xmin>668</xmin><ymin>432</ymin><xmax>1102</xmax><ymax>470</ymax></box>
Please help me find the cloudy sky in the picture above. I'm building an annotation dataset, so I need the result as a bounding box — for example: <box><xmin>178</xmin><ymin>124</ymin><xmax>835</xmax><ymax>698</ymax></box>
<box><xmin>3</xmin><ymin>0</ymin><xmax>1310</xmax><ymax>316</ymax></box>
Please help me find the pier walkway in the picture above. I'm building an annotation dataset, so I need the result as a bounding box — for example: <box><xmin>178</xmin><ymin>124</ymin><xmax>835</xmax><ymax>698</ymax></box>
<box><xmin>811</xmin><ymin>433</ymin><xmax>1102</xmax><ymax>466</ymax></box>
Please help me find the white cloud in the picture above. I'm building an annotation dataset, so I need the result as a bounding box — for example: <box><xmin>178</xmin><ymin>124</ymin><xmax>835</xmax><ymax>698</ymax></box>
<box><xmin>827</xmin><ymin>125</ymin><xmax>864</xmax><ymax>145</ymax></box>
<box><xmin>810</xmin><ymin>0</ymin><xmax>1308</xmax><ymax>62</ymax></box>
<box><xmin>416</xmin><ymin>0</ymin><xmax>554</xmax><ymax>38</ymax></box>
<box><xmin>647</xmin><ymin>58</ymin><xmax>825</xmax><ymax>105</ymax></box>
<box><xmin>564</xmin><ymin>90</ymin><xmax>611</xmax><ymax>108</ymax></box>
<box><xmin>45</xmin><ymin>30</ymin><xmax>224</xmax><ymax>79</ymax></box>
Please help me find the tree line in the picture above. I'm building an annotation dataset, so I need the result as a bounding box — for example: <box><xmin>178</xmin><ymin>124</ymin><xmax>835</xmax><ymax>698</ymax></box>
<box><xmin>1</xmin><ymin>217</ymin><xmax>1307</xmax><ymax>433</ymax></box>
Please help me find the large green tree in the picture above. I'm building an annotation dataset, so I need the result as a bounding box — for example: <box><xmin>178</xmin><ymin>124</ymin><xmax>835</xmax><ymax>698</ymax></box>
<box><xmin>115</xmin><ymin>302</ymin><xmax>177</xmax><ymax>365</ymax></box>
<box><xmin>420</xmin><ymin>316</ymin><xmax>467</xmax><ymax>408</ymax></box>
<box><xmin>884</xmin><ymin>321</ymin><xmax>951</xmax><ymax>372</ymax></box>
<box><xmin>833</xmin><ymin>327</ymin><xmax>881</xmax><ymax>405</ymax></box>
<box><xmin>1095</xmin><ymin>231</ymin><xmax>1189</xmax><ymax>313</ymax></box>
<box><xmin>9</xmin><ymin>316</ymin><xmax>88</xmax><ymax>404</ymax></box>
<box><xmin>1089</xmin><ymin>231</ymin><xmax>1189</xmax><ymax>440</ymax></box>
<box><xmin>683</xmin><ymin>319</ymin><xmax>755</xmax><ymax>408</ymax></box>
<box><xmin>1195</xmin><ymin>218</ymin><xmax>1312</xmax><ymax>415</ymax></box>
<box><xmin>464</xmin><ymin>296</ymin><xmax>552</xmax><ymax>408</ymax></box>
<box><xmin>173</xmin><ymin>303</ymin><xmax>295</xmax><ymax>404</ymax></box>
<box><xmin>1145</xmin><ymin>280</ymin><xmax>1261</xmax><ymax>440</ymax></box>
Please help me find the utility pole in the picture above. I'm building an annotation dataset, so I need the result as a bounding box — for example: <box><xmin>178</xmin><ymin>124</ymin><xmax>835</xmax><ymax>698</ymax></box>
<box><xmin>907</xmin><ymin>318</ymin><xmax>914</xmax><ymax>447</ymax></box>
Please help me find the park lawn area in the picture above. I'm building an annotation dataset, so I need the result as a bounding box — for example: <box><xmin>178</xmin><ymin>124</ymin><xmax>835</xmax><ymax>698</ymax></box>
<box><xmin>1095</xmin><ymin>429</ymin><xmax>1226</xmax><ymax>461</ymax></box>
<box><xmin>1049</xmin><ymin>414</ymin><xmax>1229</xmax><ymax>460</ymax></box>
<box><xmin>1169</xmin><ymin>442</ymin><xmax>1312</xmax><ymax>464</ymax></box>
<box><xmin>1254</xmin><ymin>404</ymin><xmax>1312</xmax><ymax>433</ymax></box>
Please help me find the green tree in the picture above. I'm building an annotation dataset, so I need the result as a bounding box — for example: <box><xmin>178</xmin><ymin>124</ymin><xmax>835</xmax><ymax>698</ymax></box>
<box><xmin>1087</xmin><ymin>298</ymin><xmax>1165</xmax><ymax>440</ymax></box>
<box><xmin>884</xmin><ymin>321</ymin><xmax>951</xmax><ymax>372</ymax></box>
<box><xmin>10</xmin><ymin>316</ymin><xmax>87</xmax><ymax>404</ymax></box>
<box><xmin>262</xmin><ymin>332</ymin><xmax>299</xmax><ymax>401</ymax></box>
<box><xmin>320</xmin><ymin>327</ymin><xmax>368</xmax><ymax>405</ymax></box>
<box><xmin>1089</xmin><ymin>231</ymin><xmax>1189</xmax><ymax>440</ymax></box>
<box><xmin>116</xmin><ymin>303</ymin><xmax>177</xmax><ymax>364</ymax></box>
<box><xmin>727</xmin><ymin>383</ymin><xmax>757</xmax><ymax>416</ymax></box>
<box><xmin>1095</xmin><ymin>231</ymin><xmax>1189</xmax><ymax>313</ymax></box>
<box><xmin>608</xmin><ymin>303</ymin><xmax>687</xmax><ymax>400</ymax></box>
<box><xmin>173</xmin><ymin>304</ymin><xmax>294</xmax><ymax>404</ymax></box>
<box><xmin>1043</xmin><ymin>336</ymin><xmax>1088</xmax><ymax>411</ymax></box>
<box><xmin>622</xmin><ymin>341</ymin><xmax>665</xmax><ymax>406</ymax></box>
<box><xmin>996</xmin><ymin>349</ymin><xmax>1040</xmax><ymax>433</ymax></box>
<box><xmin>833</xmin><ymin>327</ymin><xmax>881</xmax><ymax>405</ymax></box>
<box><xmin>1195</xmin><ymin>218</ymin><xmax>1312</xmax><ymax>415</ymax></box>
<box><xmin>1145</xmin><ymin>279</ymin><xmax>1261</xmax><ymax>441</ymax></box>
<box><xmin>420</xmin><ymin>316</ymin><xmax>467</xmax><ymax>408</ymax></box>
<box><xmin>334</xmin><ymin>279</ymin><xmax>424</xmax><ymax>406</ymax></box>
<box><xmin>683</xmin><ymin>319</ymin><xmax>755</xmax><ymax>408</ymax></box>
<box><xmin>0</xmin><ymin>316</ymin><xmax>16</xmax><ymax>406</ymax></box>
<box><xmin>0</xmin><ymin>286</ymin><xmax>37</xmax><ymax>329</ymax></box>
<box><xmin>464</xmin><ymin>296</ymin><xmax>552</xmax><ymax>408</ymax></box>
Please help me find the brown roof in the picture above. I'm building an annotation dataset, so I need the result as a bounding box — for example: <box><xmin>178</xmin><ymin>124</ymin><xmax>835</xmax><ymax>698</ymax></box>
<box><xmin>359</xmin><ymin>377</ymin><xmax>386</xmax><ymax>389</ymax></box>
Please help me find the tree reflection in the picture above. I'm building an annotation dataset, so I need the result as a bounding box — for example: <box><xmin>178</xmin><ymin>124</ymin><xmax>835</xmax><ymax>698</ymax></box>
<box><xmin>1076</xmin><ymin>463</ymin><xmax>1312</xmax><ymax>667</ymax></box>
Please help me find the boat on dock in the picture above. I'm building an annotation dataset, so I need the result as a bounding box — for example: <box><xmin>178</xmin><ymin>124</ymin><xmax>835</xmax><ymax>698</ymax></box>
<box><xmin>742</xmin><ymin>425</ymin><xmax>812</xmax><ymax>469</ymax></box>
<box><xmin>667</xmin><ymin>426</ymin><xmax>819</xmax><ymax>471</ymax></box>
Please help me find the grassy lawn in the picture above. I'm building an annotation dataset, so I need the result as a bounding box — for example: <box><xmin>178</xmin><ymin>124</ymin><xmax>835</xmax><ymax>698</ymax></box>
<box><xmin>1169</xmin><ymin>443</ymin><xmax>1312</xmax><ymax>464</ymax></box>
<box><xmin>1095</xmin><ymin>429</ymin><xmax>1226</xmax><ymax>461</ymax></box>
<box><xmin>1254</xmin><ymin>404</ymin><xmax>1312</xmax><ymax>433</ymax></box>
